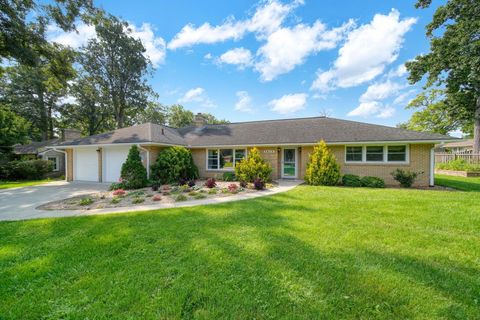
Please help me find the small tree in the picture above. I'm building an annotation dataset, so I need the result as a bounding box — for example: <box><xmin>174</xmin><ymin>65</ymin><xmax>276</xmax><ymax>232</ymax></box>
<box><xmin>235</xmin><ymin>147</ymin><xmax>272</xmax><ymax>182</ymax></box>
<box><xmin>120</xmin><ymin>145</ymin><xmax>148</xmax><ymax>189</ymax></box>
<box><xmin>304</xmin><ymin>140</ymin><xmax>340</xmax><ymax>186</ymax></box>
<box><xmin>150</xmin><ymin>146</ymin><xmax>198</xmax><ymax>184</ymax></box>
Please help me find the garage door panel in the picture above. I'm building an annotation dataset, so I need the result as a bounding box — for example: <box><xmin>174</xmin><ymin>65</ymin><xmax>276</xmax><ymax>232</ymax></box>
<box><xmin>74</xmin><ymin>149</ymin><xmax>98</xmax><ymax>181</ymax></box>
<box><xmin>104</xmin><ymin>147</ymin><xmax>130</xmax><ymax>183</ymax></box>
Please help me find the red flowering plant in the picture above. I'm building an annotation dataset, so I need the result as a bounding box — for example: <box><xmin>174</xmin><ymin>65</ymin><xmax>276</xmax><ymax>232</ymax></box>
<box><xmin>112</xmin><ymin>189</ymin><xmax>126</xmax><ymax>196</ymax></box>
<box><xmin>227</xmin><ymin>183</ymin><xmax>239</xmax><ymax>193</ymax></box>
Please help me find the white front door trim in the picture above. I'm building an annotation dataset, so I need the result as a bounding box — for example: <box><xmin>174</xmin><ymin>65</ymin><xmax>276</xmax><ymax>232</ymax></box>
<box><xmin>281</xmin><ymin>147</ymin><xmax>298</xmax><ymax>179</ymax></box>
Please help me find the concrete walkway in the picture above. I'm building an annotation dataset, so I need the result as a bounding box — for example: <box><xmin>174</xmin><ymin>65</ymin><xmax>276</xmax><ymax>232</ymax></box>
<box><xmin>0</xmin><ymin>180</ymin><xmax>302</xmax><ymax>221</ymax></box>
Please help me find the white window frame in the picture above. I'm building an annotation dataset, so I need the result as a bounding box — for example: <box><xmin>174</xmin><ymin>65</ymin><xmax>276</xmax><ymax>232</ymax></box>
<box><xmin>47</xmin><ymin>156</ymin><xmax>60</xmax><ymax>171</ymax></box>
<box><xmin>206</xmin><ymin>148</ymin><xmax>247</xmax><ymax>171</ymax></box>
<box><xmin>345</xmin><ymin>144</ymin><xmax>409</xmax><ymax>164</ymax></box>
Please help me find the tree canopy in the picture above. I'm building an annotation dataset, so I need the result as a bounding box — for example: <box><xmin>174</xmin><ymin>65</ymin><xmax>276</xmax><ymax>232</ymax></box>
<box><xmin>406</xmin><ymin>0</ymin><xmax>480</xmax><ymax>151</ymax></box>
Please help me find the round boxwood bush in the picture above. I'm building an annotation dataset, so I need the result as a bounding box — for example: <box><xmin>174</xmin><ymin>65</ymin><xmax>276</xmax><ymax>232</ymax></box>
<box><xmin>120</xmin><ymin>145</ymin><xmax>148</xmax><ymax>189</ymax></box>
<box><xmin>342</xmin><ymin>174</ymin><xmax>362</xmax><ymax>187</ymax></box>
<box><xmin>150</xmin><ymin>146</ymin><xmax>198</xmax><ymax>184</ymax></box>
<box><xmin>360</xmin><ymin>176</ymin><xmax>385</xmax><ymax>188</ymax></box>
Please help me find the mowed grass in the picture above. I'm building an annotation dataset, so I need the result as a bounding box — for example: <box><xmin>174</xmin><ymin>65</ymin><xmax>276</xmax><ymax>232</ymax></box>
<box><xmin>0</xmin><ymin>179</ymin><xmax>56</xmax><ymax>189</ymax></box>
<box><xmin>0</xmin><ymin>180</ymin><xmax>479</xmax><ymax>319</ymax></box>
<box><xmin>435</xmin><ymin>174</ymin><xmax>480</xmax><ymax>191</ymax></box>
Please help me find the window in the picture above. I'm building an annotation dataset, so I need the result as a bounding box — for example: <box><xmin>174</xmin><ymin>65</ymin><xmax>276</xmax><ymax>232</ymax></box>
<box><xmin>388</xmin><ymin>145</ymin><xmax>406</xmax><ymax>162</ymax></box>
<box><xmin>207</xmin><ymin>150</ymin><xmax>218</xmax><ymax>170</ymax></box>
<box><xmin>207</xmin><ymin>149</ymin><xmax>246</xmax><ymax>170</ymax></box>
<box><xmin>346</xmin><ymin>146</ymin><xmax>363</xmax><ymax>162</ymax></box>
<box><xmin>47</xmin><ymin>156</ymin><xmax>59</xmax><ymax>171</ymax></box>
<box><xmin>366</xmin><ymin>146</ymin><xmax>384</xmax><ymax>162</ymax></box>
<box><xmin>345</xmin><ymin>145</ymin><xmax>408</xmax><ymax>163</ymax></box>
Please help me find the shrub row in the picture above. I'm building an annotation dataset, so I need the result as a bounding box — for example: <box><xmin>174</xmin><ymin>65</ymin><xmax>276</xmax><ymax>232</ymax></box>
<box><xmin>436</xmin><ymin>159</ymin><xmax>480</xmax><ymax>172</ymax></box>
<box><xmin>0</xmin><ymin>159</ymin><xmax>53</xmax><ymax>180</ymax></box>
<box><xmin>342</xmin><ymin>174</ymin><xmax>385</xmax><ymax>188</ymax></box>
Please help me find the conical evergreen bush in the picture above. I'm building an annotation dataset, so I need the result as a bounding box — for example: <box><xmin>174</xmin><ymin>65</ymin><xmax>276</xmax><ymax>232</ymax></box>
<box><xmin>304</xmin><ymin>140</ymin><xmax>340</xmax><ymax>186</ymax></box>
<box><xmin>120</xmin><ymin>145</ymin><xmax>148</xmax><ymax>189</ymax></box>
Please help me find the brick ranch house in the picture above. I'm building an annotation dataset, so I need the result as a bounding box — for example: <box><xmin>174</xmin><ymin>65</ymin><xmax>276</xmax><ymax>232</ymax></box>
<box><xmin>51</xmin><ymin>115</ymin><xmax>456</xmax><ymax>187</ymax></box>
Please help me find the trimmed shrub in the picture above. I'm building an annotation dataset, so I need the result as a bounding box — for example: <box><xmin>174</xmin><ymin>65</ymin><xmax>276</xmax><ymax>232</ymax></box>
<box><xmin>222</xmin><ymin>172</ymin><xmax>236</xmax><ymax>181</ymax></box>
<box><xmin>120</xmin><ymin>145</ymin><xmax>148</xmax><ymax>189</ymax></box>
<box><xmin>151</xmin><ymin>181</ymin><xmax>161</xmax><ymax>191</ymax></box>
<box><xmin>194</xmin><ymin>193</ymin><xmax>207</xmax><ymax>199</ymax></box>
<box><xmin>110</xmin><ymin>197</ymin><xmax>121</xmax><ymax>204</ymax></box>
<box><xmin>175</xmin><ymin>194</ymin><xmax>188</xmax><ymax>202</ymax></box>
<box><xmin>304</xmin><ymin>140</ymin><xmax>340</xmax><ymax>186</ymax></box>
<box><xmin>239</xmin><ymin>180</ymin><xmax>248</xmax><ymax>188</ymax></box>
<box><xmin>204</xmin><ymin>178</ymin><xmax>216</xmax><ymax>188</ymax></box>
<box><xmin>131</xmin><ymin>197</ymin><xmax>145</xmax><ymax>204</ymax></box>
<box><xmin>151</xmin><ymin>146</ymin><xmax>198</xmax><ymax>184</ymax></box>
<box><xmin>235</xmin><ymin>147</ymin><xmax>272</xmax><ymax>183</ymax></box>
<box><xmin>109</xmin><ymin>182</ymin><xmax>125</xmax><ymax>190</ymax></box>
<box><xmin>391</xmin><ymin>169</ymin><xmax>421</xmax><ymax>188</ymax></box>
<box><xmin>208</xmin><ymin>188</ymin><xmax>218</xmax><ymax>195</ymax></box>
<box><xmin>360</xmin><ymin>176</ymin><xmax>385</xmax><ymax>188</ymax></box>
<box><xmin>0</xmin><ymin>159</ymin><xmax>53</xmax><ymax>180</ymax></box>
<box><xmin>152</xmin><ymin>194</ymin><xmax>162</xmax><ymax>201</ymax></box>
<box><xmin>188</xmin><ymin>180</ymin><xmax>196</xmax><ymax>187</ymax></box>
<box><xmin>342</xmin><ymin>174</ymin><xmax>362</xmax><ymax>187</ymax></box>
<box><xmin>253</xmin><ymin>178</ymin><xmax>265</xmax><ymax>190</ymax></box>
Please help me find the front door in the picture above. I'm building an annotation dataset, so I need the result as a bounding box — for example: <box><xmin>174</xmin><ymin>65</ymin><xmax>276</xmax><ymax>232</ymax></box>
<box><xmin>282</xmin><ymin>148</ymin><xmax>297</xmax><ymax>178</ymax></box>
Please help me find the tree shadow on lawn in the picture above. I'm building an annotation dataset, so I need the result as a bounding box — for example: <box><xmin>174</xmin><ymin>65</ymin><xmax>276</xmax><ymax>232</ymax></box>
<box><xmin>0</xmin><ymin>194</ymin><xmax>479</xmax><ymax>318</ymax></box>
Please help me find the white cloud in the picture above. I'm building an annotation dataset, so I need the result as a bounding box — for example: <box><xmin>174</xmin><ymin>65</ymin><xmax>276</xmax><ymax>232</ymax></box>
<box><xmin>359</xmin><ymin>80</ymin><xmax>403</xmax><ymax>102</ymax></box>
<box><xmin>393</xmin><ymin>88</ymin><xmax>416</xmax><ymax>105</ymax></box>
<box><xmin>255</xmin><ymin>20</ymin><xmax>354</xmax><ymax>81</ymax></box>
<box><xmin>217</xmin><ymin>48</ymin><xmax>253</xmax><ymax>69</ymax></box>
<box><xmin>48</xmin><ymin>22</ymin><xmax>167</xmax><ymax>66</ymax></box>
<box><xmin>47</xmin><ymin>23</ymin><xmax>96</xmax><ymax>48</ymax></box>
<box><xmin>129</xmin><ymin>23</ymin><xmax>166</xmax><ymax>66</ymax></box>
<box><xmin>269</xmin><ymin>93</ymin><xmax>307</xmax><ymax>114</ymax></box>
<box><xmin>388</xmin><ymin>64</ymin><xmax>407</xmax><ymax>78</ymax></box>
<box><xmin>312</xmin><ymin>9</ymin><xmax>416</xmax><ymax>92</ymax></box>
<box><xmin>204</xmin><ymin>53</ymin><xmax>213</xmax><ymax>60</ymax></box>
<box><xmin>348</xmin><ymin>80</ymin><xmax>402</xmax><ymax>118</ymax></box>
<box><xmin>178</xmin><ymin>87</ymin><xmax>216</xmax><ymax>108</ymax></box>
<box><xmin>235</xmin><ymin>91</ymin><xmax>254</xmax><ymax>113</ymax></box>
<box><xmin>167</xmin><ymin>0</ymin><xmax>300</xmax><ymax>50</ymax></box>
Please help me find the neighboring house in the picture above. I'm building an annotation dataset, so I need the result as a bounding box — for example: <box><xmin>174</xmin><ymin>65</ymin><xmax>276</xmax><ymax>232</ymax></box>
<box><xmin>54</xmin><ymin>114</ymin><xmax>456</xmax><ymax>187</ymax></box>
<box><xmin>14</xmin><ymin>129</ymin><xmax>82</xmax><ymax>177</ymax></box>
<box><xmin>436</xmin><ymin>139</ymin><xmax>474</xmax><ymax>154</ymax></box>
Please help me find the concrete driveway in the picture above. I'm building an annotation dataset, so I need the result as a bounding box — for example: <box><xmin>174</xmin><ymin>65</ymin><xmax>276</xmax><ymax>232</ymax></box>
<box><xmin>0</xmin><ymin>181</ymin><xmax>109</xmax><ymax>221</ymax></box>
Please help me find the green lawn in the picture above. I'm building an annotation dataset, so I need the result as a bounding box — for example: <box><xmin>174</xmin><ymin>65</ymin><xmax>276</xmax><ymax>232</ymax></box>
<box><xmin>0</xmin><ymin>180</ymin><xmax>479</xmax><ymax>318</ymax></box>
<box><xmin>0</xmin><ymin>179</ymin><xmax>56</xmax><ymax>189</ymax></box>
<box><xmin>435</xmin><ymin>174</ymin><xmax>480</xmax><ymax>191</ymax></box>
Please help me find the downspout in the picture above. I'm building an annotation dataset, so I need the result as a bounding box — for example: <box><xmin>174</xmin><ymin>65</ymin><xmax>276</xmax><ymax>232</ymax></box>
<box><xmin>137</xmin><ymin>145</ymin><xmax>150</xmax><ymax>179</ymax></box>
<box><xmin>52</xmin><ymin>148</ymin><xmax>67</xmax><ymax>182</ymax></box>
<box><xmin>429</xmin><ymin>147</ymin><xmax>435</xmax><ymax>187</ymax></box>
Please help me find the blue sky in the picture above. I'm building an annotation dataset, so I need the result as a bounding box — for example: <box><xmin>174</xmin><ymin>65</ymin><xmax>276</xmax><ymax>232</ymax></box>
<box><xmin>48</xmin><ymin>0</ymin><xmax>443</xmax><ymax>127</ymax></box>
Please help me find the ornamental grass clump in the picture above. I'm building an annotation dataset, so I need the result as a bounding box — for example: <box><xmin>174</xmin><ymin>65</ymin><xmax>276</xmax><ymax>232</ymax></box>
<box><xmin>304</xmin><ymin>140</ymin><xmax>340</xmax><ymax>186</ymax></box>
<box><xmin>120</xmin><ymin>145</ymin><xmax>148</xmax><ymax>189</ymax></box>
<box><xmin>235</xmin><ymin>147</ymin><xmax>272</xmax><ymax>183</ymax></box>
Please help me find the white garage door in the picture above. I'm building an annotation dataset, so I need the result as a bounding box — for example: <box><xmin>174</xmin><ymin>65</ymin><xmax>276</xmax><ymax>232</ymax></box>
<box><xmin>104</xmin><ymin>146</ymin><xmax>130</xmax><ymax>183</ymax></box>
<box><xmin>74</xmin><ymin>148</ymin><xmax>99</xmax><ymax>181</ymax></box>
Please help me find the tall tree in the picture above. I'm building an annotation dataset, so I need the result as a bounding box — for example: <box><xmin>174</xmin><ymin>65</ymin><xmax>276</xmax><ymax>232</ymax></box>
<box><xmin>58</xmin><ymin>75</ymin><xmax>115</xmax><ymax>136</ymax></box>
<box><xmin>0</xmin><ymin>105</ymin><xmax>31</xmax><ymax>162</ymax></box>
<box><xmin>398</xmin><ymin>89</ymin><xmax>472</xmax><ymax>135</ymax></box>
<box><xmin>166</xmin><ymin>104</ymin><xmax>229</xmax><ymax>127</ymax></box>
<box><xmin>167</xmin><ymin>104</ymin><xmax>194</xmax><ymax>127</ymax></box>
<box><xmin>133</xmin><ymin>102</ymin><xmax>168</xmax><ymax>125</ymax></box>
<box><xmin>0</xmin><ymin>0</ymin><xmax>95</xmax><ymax>68</ymax></box>
<box><xmin>406</xmin><ymin>0</ymin><xmax>480</xmax><ymax>151</ymax></box>
<box><xmin>0</xmin><ymin>44</ymin><xmax>76</xmax><ymax>140</ymax></box>
<box><xmin>79</xmin><ymin>14</ymin><xmax>153</xmax><ymax>129</ymax></box>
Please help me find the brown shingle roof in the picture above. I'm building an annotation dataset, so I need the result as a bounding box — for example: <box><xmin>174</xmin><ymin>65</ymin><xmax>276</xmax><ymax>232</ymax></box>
<box><xmin>14</xmin><ymin>139</ymin><xmax>61</xmax><ymax>155</ymax></box>
<box><xmin>55</xmin><ymin>117</ymin><xmax>457</xmax><ymax>148</ymax></box>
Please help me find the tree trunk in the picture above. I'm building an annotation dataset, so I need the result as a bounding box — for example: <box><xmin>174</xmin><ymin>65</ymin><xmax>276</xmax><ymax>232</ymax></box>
<box><xmin>474</xmin><ymin>96</ymin><xmax>480</xmax><ymax>153</ymax></box>
<box><xmin>38</xmin><ymin>90</ymin><xmax>48</xmax><ymax>141</ymax></box>
<box><xmin>48</xmin><ymin>105</ymin><xmax>54</xmax><ymax>139</ymax></box>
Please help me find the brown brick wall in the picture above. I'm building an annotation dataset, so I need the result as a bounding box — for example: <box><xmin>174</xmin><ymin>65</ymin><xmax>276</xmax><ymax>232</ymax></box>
<box><xmin>300</xmin><ymin>144</ymin><xmax>434</xmax><ymax>186</ymax></box>
<box><xmin>191</xmin><ymin>147</ymin><xmax>281</xmax><ymax>180</ymax></box>
<box><xmin>66</xmin><ymin>148</ymin><xmax>73</xmax><ymax>181</ymax></box>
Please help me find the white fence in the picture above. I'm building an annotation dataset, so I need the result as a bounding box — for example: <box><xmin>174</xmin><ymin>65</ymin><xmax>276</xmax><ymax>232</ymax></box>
<box><xmin>435</xmin><ymin>152</ymin><xmax>480</xmax><ymax>164</ymax></box>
